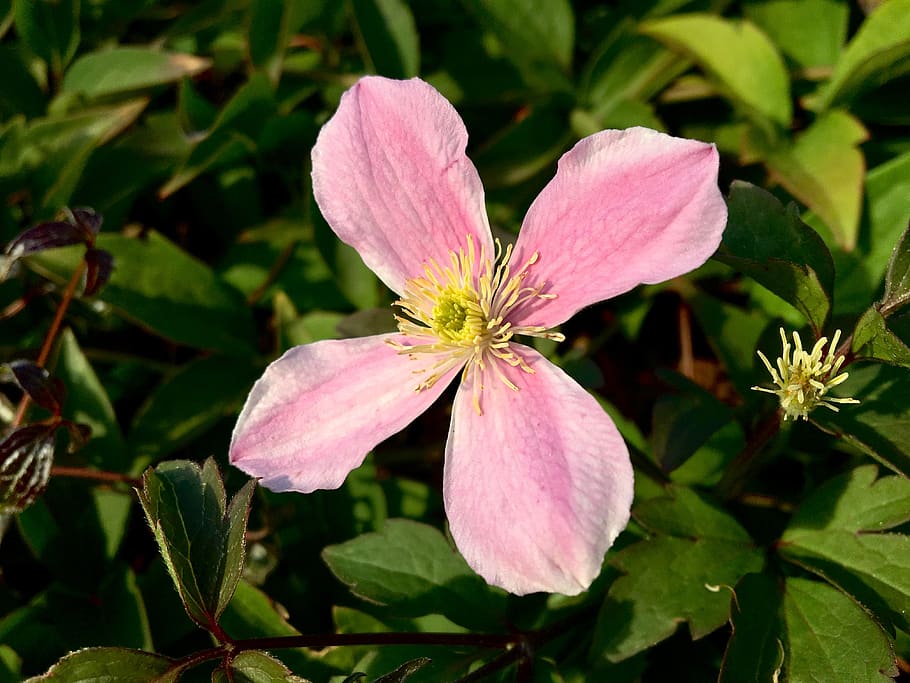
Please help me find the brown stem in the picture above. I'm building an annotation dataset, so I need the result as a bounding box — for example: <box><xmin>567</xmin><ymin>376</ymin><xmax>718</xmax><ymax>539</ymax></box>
<box><xmin>13</xmin><ymin>261</ymin><xmax>86</xmax><ymax>426</ymax></box>
<box><xmin>246</xmin><ymin>240</ymin><xmax>298</xmax><ymax>307</ymax></box>
<box><xmin>49</xmin><ymin>466</ymin><xmax>142</xmax><ymax>488</ymax></box>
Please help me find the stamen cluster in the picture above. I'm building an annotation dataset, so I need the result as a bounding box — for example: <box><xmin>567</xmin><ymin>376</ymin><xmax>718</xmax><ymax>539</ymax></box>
<box><xmin>389</xmin><ymin>235</ymin><xmax>563</xmax><ymax>413</ymax></box>
<box><xmin>752</xmin><ymin>328</ymin><xmax>859</xmax><ymax>421</ymax></box>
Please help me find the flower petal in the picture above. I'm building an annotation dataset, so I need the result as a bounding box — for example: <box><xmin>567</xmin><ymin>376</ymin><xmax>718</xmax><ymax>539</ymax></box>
<box><xmin>511</xmin><ymin>127</ymin><xmax>727</xmax><ymax>327</ymax></box>
<box><xmin>444</xmin><ymin>344</ymin><xmax>633</xmax><ymax>595</ymax></box>
<box><xmin>230</xmin><ymin>334</ymin><xmax>460</xmax><ymax>493</ymax></box>
<box><xmin>312</xmin><ymin>76</ymin><xmax>494</xmax><ymax>294</ymax></box>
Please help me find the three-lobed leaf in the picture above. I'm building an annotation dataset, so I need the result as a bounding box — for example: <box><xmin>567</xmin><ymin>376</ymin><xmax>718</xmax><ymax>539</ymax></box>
<box><xmin>781</xmin><ymin>466</ymin><xmax>910</xmax><ymax>631</ymax></box>
<box><xmin>591</xmin><ymin>487</ymin><xmax>763</xmax><ymax>662</ymax></box>
<box><xmin>137</xmin><ymin>459</ymin><xmax>255</xmax><ymax>631</ymax></box>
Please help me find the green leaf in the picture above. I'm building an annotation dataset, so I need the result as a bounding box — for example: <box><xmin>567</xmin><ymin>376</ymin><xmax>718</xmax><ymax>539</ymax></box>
<box><xmin>322</xmin><ymin>519</ymin><xmax>507</xmax><ymax>631</ymax></box>
<box><xmin>159</xmin><ymin>74</ymin><xmax>276</xmax><ymax>198</ymax></box>
<box><xmin>373</xmin><ymin>657</ymin><xmax>432</xmax><ymax>683</ymax></box>
<box><xmin>471</xmin><ymin>104</ymin><xmax>572</xmax><ymax>189</ymax></box>
<box><xmin>248</xmin><ymin>0</ymin><xmax>301</xmax><ymax>84</ymax></box>
<box><xmin>851</xmin><ymin>306</ymin><xmax>910</xmax><ymax>368</ymax></box>
<box><xmin>640</xmin><ymin>14</ymin><xmax>791</xmax><ymax>129</ymax></box>
<box><xmin>18</xmin><ymin>100</ymin><xmax>148</xmax><ymax>219</ymax></box>
<box><xmin>742</xmin><ymin>0</ymin><xmax>848</xmax><ymax>68</ymax></box>
<box><xmin>813</xmin><ymin>363</ymin><xmax>910</xmax><ymax>476</ymax></box>
<box><xmin>765</xmin><ymin>110</ymin><xmax>868</xmax><ymax>250</ymax></box>
<box><xmin>30</xmin><ymin>232</ymin><xmax>257</xmax><ymax>355</ymax></box>
<box><xmin>13</xmin><ymin>0</ymin><xmax>79</xmax><ymax>77</ymax></box>
<box><xmin>136</xmin><ymin>459</ymin><xmax>255</xmax><ymax>629</ymax></box>
<box><xmin>213</xmin><ymin>650</ymin><xmax>310</xmax><ymax>683</ymax></box>
<box><xmin>351</xmin><ymin>0</ymin><xmax>419</xmax><ymax>79</ymax></box>
<box><xmin>128</xmin><ymin>355</ymin><xmax>261</xmax><ymax>474</ymax></box>
<box><xmin>25</xmin><ymin>647</ymin><xmax>178</xmax><ymax>683</ymax></box>
<box><xmin>650</xmin><ymin>376</ymin><xmax>733</xmax><ymax>474</ymax></box>
<box><xmin>62</xmin><ymin>48</ymin><xmax>211</xmax><ymax>99</ymax></box>
<box><xmin>718</xmin><ymin>573</ymin><xmax>784</xmax><ymax>683</ymax></box>
<box><xmin>783</xmin><ymin>577</ymin><xmax>897</xmax><ymax>682</ymax></box>
<box><xmin>581</xmin><ymin>29</ymin><xmax>687</xmax><ymax>125</ymax></box>
<box><xmin>591</xmin><ymin>487</ymin><xmax>763</xmax><ymax>662</ymax></box>
<box><xmin>53</xmin><ymin>329</ymin><xmax>127</xmax><ymax>470</ymax></box>
<box><xmin>782</xmin><ymin>466</ymin><xmax>910</xmax><ymax>631</ymax></box>
<box><xmin>714</xmin><ymin>181</ymin><xmax>835</xmax><ymax>334</ymax></box>
<box><xmin>787</xmin><ymin>465</ymin><xmax>910</xmax><ymax>533</ymax></box>
<box><xmin>807</xmin><ymin>0</ymin><xmax>910</xmax><ymax>111</ymax></box>
<box><xmin>0</xmin><ymin>45</ymin><xmax>46</xmax><ymax>119</ymax></box>
<box><xmin>462</xmin><ymin>0</ymin><xmax>574</xmax><ymax>93</ymax></box>
<box><xmin>883</xmin><ymin>221</ymin><xmax>910</xmax><ymax>313</ymax></box>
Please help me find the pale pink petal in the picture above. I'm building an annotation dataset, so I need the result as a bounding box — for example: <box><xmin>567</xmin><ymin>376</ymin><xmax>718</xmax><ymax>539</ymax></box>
<box><xmin>311</xmin><ymin>76</ymin><xmax>494</xmax><ymax>294</ymax></box>
<box><xmin>510</xmin><ymin>127</ymin><xmax>727</xmax><ymax>328</ymax></box>
<box><xmin>230</xmin><ymin>334</ymin><xmax>460</xmax><ymax>493</ymax></box>
<box><xmin>444</xmin><ymin>344</ymin><xmax>634</xmax><ymax>595</ymax></box>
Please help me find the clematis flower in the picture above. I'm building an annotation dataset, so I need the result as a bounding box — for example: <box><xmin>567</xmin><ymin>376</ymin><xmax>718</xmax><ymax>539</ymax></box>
<box><xmin>752</xmin><ymin>328</ymin><xmax>860</xmax><ymax>420</ymax></box>
<box><xmin>230</xmin><ymin>76</ymin><xmax>727</xmax><ymax>595</ymax></box>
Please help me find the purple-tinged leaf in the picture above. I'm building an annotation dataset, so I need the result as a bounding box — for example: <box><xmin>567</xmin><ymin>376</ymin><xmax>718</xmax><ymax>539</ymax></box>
<box><xmin>3</xmin><ymin>221</ymin><xmax>90</xmax><ymax>263</ymax></box>
<box><xmin>0</xmin><ymin>424</ymin><xmax>56</xmax><ymax>513</ymax></box>
<box><xmin>70</xmin><ymin>207</ymin><xmax>103</xmax><ymax>237</ymax></box>
<box><xmin>4</xmin><ymin>360</ymin><xmax>65</xmax><ymax>414</ymax></box>
<box><xmin>60</xmin><ymin>420</ymin><xmax>92</xmax><ymax>452</ymax></box>
<box><xmin>83</xmin><ymin>247</ymin><xmax>114</xmax><ymax>296</ymax></box>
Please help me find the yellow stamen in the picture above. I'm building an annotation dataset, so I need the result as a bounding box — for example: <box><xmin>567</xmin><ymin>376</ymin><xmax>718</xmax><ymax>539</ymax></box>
<box><xmin>387</xmin><ymin>234</ymin><xmax>564</xmax><ymax>414</ymax></box>
<box><xmin>751</xmin><ymin>328</ymin><xmax>859</xmax><ymax>421</ymax></box>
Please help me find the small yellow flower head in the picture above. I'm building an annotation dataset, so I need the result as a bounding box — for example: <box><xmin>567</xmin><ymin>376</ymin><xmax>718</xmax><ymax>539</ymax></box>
<box><xmin>752</xmin><ymin>328</ymin><xmax>860</xmax><ymax>421</ymax></box>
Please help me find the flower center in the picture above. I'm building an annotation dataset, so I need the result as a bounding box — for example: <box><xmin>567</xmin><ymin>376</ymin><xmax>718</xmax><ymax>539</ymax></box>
<box><xmin>432</xmin><ymin>288</ymin><xmax>484</xmax><ymax>344</ymax></box>
<box><xmin>752</xmin><ymin>328</ymin><xmax>859</xmax><ymax>421</ymax></box>
<box><xmin>388</xmin><ymin>234</ymin><xmax>563</xmax><ymax>413</ymax></box>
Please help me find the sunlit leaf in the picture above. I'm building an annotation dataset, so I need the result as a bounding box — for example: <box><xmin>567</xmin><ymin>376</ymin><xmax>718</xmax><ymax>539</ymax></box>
<box><xmin>807</xmin><ymin>0</ymin><xmax>910</xmax><ymax>111</ymax></box>
<box><xmin>851</xmin><ymin>306</ymin><xmax>910</xmax><ymax>368</ymax></box>
<box><xmin>742</xmin><ymin>0</ymin><xmax>848</xmax><ymax>68</ymax></box>
<box><xmin>766</xmin><ymin>110</ymin><xmax>868</xmax><ymax>250</ymax></box>
<box><xmin>62</xmin><ymin>48</ymin><xmax>211</xmax><ymax>99</ymax></box>
<box><xmin>640</xmin><ymin>14</ymin><xmax>791</xmax><ymax>129</ymax></box>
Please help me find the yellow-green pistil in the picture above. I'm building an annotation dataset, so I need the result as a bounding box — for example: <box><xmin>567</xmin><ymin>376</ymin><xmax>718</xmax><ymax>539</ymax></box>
<box><xmin>389</xmin><ymin>235</ymin><xmax>564</xmax><ymax>413</ymax></box>
<box><xmin>752</xmin><ymin>328</ymin><xmax>859</xmax><ymax>421</ymax></box>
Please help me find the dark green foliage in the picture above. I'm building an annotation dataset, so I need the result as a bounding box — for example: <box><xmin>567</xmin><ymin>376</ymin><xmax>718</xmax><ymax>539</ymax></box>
<box><xmin>2</xmin><ymin>0</ymin><xmax>910</xmax><ymax>681</ymax></box>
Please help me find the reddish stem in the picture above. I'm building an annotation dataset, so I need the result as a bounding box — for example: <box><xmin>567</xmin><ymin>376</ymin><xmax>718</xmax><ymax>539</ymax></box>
<box><xmin>49</xmin><ymin>465</ymin><xmax>141</xmax><ymax>488</ymax></box>
<box><xmin>13</xmin><ymin>261</ymin><xmax>86</xmax><ymax>426</ymax></box>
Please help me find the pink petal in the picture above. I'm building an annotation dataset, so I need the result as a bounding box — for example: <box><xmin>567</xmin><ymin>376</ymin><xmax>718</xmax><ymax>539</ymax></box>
<box><xmin>311</xmin><ymin>76</ymin><xmax>494</xmax><ymax>294</ymax></box>
<box><xmin>510</xmin><ymin>127</ymin><xmax>727</xmax><ymax>328</ymax></box>
<box><xmin>230</xmin><ymin>334</ymin><xmax>460</xmax><ymax>493</ymax></box>
<box><xmin>444</xmin><ymin>344</ymin><xmax>634</xmax><ymax>595</ymax></box>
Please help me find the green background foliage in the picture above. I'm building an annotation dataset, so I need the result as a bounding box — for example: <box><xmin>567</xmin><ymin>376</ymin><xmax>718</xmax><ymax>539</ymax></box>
<box><xmin>1</xmin><ymin>0</ymin><xmax>910</xmax><ymax>680</ymax></box>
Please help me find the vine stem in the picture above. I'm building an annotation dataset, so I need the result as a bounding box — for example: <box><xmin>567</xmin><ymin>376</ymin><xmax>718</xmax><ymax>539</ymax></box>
<box><xmin>13</xmin><ymin>261</ymin><xmax>86</xmax><ymax>427</ymax></box>
<box><xmin>49</xmin><ymin>466</ymin><xmax>141</xmax><ymax>488</ymax></box>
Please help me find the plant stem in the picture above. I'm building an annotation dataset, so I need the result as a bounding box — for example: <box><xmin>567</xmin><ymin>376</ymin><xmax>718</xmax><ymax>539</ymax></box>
<box><xmin>49</xmin><ymin>465</ymin><xmax>142</xmax><ymax>487</ymax></box>
<box><xmin>717</xmin><ymin>410</ymin><xmax>783</xmax><ymax>500</ymax></box>
<box><xmin>13</xmin><ymin>261</ymin><xmax>86</xmax><ymax>427</ymax></box>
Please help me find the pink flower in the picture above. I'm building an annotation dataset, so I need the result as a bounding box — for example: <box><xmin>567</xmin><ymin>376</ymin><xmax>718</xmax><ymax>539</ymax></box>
<box><xmin>230</xmin><ymin>76</ymin><xmax>727</xmax><ymax>595</ymax></box>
